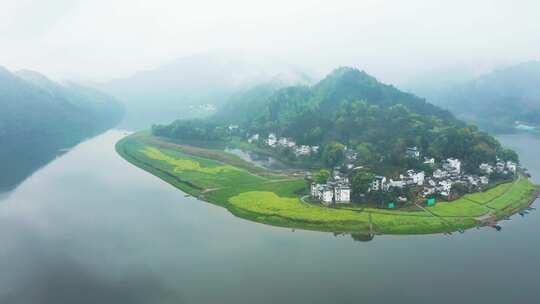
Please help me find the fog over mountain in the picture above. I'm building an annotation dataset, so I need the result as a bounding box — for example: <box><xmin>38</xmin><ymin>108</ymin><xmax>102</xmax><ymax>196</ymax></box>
<box><xmin>0</xmin><ymin>65</ymin><xmax>124</xmax><ymax>191</ymax></box>
<box><xmin>97</xmin><ymin>52</ymin><xmax>312</xmax><ymax>129</ymax></box>
<box><xmin>408</xmin><ymin>61</ymin><xmax>540</xmax><ymax>133</ymax></box>
<box><xmin>2</xmin><ymin>0</ymin><xmax>539</xmax><ymax>85</ymax></box>
<box><xmin>0</xmin><ymin>66</ymin><xmax>123</xmax><ymax>141</ymax></box>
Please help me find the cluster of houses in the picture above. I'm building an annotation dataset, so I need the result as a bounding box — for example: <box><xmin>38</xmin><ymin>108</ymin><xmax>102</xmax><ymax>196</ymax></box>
<box><xmin>370</xmin><ymin>149</ymin><xmax>518</xmax><ymax>200</ymax></box>
<box><xmin>479</xmin><ymin>160</ymin><xmax>517</xmax><ymax>176</ymax></box>
<box><xmin>310</xmin><ymin>171</ymin><xmax>351</xmax><ymax>205</ymax></box>
<box><xmin>309</xmin><ymin>145</ymin><xmax>519</xmax><ymax>206</ymax></box>
<box><xmin>239</xmin><ymin>131</ymin><xmax>521</xmax><ymax>207</ymax></box>
<box><xmin>248</xmin><ymin>133</ymin><xmax>320</xmax><ymax>157</ymax></box>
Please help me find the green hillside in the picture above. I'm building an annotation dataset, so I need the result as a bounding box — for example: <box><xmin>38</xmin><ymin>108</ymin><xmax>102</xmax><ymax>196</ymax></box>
<box><xmin>153</xmin><ymin>67</ymin><xmax>516</xmax><ymax>174</ymax></box>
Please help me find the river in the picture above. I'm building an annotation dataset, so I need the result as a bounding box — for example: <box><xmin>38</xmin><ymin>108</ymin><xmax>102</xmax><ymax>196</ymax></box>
<box><xmin>0</xmin><ymin>130</ymin><xmax>538</xmax><ymax>304</ymax></box>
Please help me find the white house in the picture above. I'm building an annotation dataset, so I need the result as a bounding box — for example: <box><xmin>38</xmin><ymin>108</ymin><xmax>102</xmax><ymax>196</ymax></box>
<box><xmin>424</xmin><ymin>157</ymin><xmax>435</xmax><ymax>166</ymax></box>
<box><xmin>295</xmin><ymin>145</ymin><xmax>311</xmax><ymax>156</ymax></box>
<box><xmin>247</xmin><ymin>133</ymin><xmax>260</xmax><ymax>143</ymax></box>
<box><xmin>496</xmin><ymin>161</ymin><xmax>506</xmax><ymax>173</ymax></box>
<box><xmin>479</xmin><ymin>163</ymin><xmax>494</xmax><ymax>174</ymax></box>
<box><xmin>479</xmin><ymin>176</ymin><xmax>489</xmax><ymax>185</ymax></box>
<box><xmin>310</xmin><ymin>183</ymin><xmax>321</xmax><ymax>197</ymax></box>
<box><xmin>433</xmin><ymin>169</ymin><xmax>447</xmax><ymax>179</ymax></box>
<box><xmin>407</xmin><ymin>170</ymin><xmax>425</xmax><ymax>185</ymax></box>
<box><xmin>311</xmin><ymin>181</ymin><xmax>350</xmax><ymax>205</ymax></box>
<box><xmin>228</xmin><ymin>124</ymin><xmax>239</xmax><ymax>132</ymax></box>
<box><xmin>406</xmin><ymin>147</ymin><xmax>420</xmax><ymax>159</ymax></box>
<box><xmin>506</xmin><ymin>161</ymin><xmax>517</xmax><ymax>173</ymax></box>
<box><xmin>267</xmin><ymin>133</ymin><xmax>277</xmax><ymax>147</ymax></box>
<box><xmin>398</xmin><ymin>196</ymin><xmax>408</xmax><ymax>202</ymax></box>
<box><xmin>438</xmin><ymin>180</ymin><xmax>453</xmax><ymax>197</ymax></box>
<box><xmin>467</xmin><ymin>175</ymin><xmax>479</xmax><ymax>187</ymax></box>
<box><xmin>334</xmin><ymin>185</ymin><xmax>351</xmax><ymax>203</ymax></box>
<box><xmin>388</xmin><ymin>179</ymin><xmax>406</xmax><ymax>189</ymax></box>
<box><xmin>421</xmin><ymin>187</ymin><xmax>435</xmax><ymax>197</ymax></box>
<box><xmin>320</xmin><ymin>186</ymin><xmax>334</xmax><ymax>205</ymax></box>
<box><xmin>443</xmin><ymin>158</ymin><xmax>461</xmax><ymax>175</ymax></box>
<box><xmin>370</xmin><ymin>176</ymin><xmax>387</xmax><ymax>191</ymax></box>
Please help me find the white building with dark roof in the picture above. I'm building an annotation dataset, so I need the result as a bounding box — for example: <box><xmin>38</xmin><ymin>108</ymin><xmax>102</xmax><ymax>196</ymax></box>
<box><xmin>406</xmin><ymin>147</ymin><xmax>420</xmax><ymax>159</ymax></box>
<box><xmin>267</xmin><ymin>133</ymin><xmax>277</xmax><ymax>147</ymax></box>
<box><xmin>334</xmin><ymin>185</ymin><xmax>351</xmax><ymax>203</ymax></box>
<box><xmin>443</xmin><ymin>158</ymin><xmax>461</xmax><ymax>175</ymax></box>
<box><xmin>370</xmin><ymin>176</ymin><xmax>387</xmax><ymax>192</ymax></box>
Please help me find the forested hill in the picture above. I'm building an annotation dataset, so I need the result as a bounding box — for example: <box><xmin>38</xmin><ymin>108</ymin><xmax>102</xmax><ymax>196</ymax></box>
<box><xmin>155</xmin><ymin>67</ymin><xmax>515</xmax><ymax>172</ymax></box>
<box><xmin>218</xmin><ymin>67</ymin><xmax>459</xmax><ymax>142</ymax></box>
<box><xmin>0</xmin><ymin>66</ymin><xmax>124</xmax><ymax>143</ymax></box>
<box><xmin>429</xmin><ymin>61</ymin><xmax>540</xmax><ymax>133</ymax></box>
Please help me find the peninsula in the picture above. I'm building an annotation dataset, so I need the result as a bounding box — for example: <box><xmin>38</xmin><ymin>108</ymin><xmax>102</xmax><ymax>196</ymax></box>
<box><xmin>116</xmin><ymin>67</ymin><xmax>539</xmax><ymax>235</ymax></box>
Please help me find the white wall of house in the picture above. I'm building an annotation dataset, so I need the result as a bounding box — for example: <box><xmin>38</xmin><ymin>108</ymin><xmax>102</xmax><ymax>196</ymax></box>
<box><xmin>334</xmin><ymin>187</ymin><xmax>350</xmax><ymax>203</ymax></box>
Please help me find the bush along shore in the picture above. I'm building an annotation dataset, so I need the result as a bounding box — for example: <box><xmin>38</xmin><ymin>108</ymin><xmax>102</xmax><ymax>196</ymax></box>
<box><xmin>116</xmin><ymin>132</ymin><xmax>540</xmax><ymax>236</ymax></box>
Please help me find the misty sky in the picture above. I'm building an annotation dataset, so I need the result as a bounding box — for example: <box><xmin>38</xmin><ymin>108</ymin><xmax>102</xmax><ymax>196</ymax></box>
<box><xmin>1</xmin><ymin>0</ymin><xmax>539</xmax><ymax>84</ymax></box>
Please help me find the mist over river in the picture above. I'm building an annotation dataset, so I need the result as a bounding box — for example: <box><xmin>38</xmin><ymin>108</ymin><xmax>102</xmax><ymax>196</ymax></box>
<box><xmin>0</xmin><ymin>130</ymin><xmax>539</xmax><ymax>304</ymax></box>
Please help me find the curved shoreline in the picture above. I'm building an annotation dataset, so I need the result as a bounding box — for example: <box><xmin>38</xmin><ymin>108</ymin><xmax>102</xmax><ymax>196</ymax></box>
<box><xmin>116</xmin><ymin>132</ymin><xmax>540</xmax><ymax>236</ymax></box>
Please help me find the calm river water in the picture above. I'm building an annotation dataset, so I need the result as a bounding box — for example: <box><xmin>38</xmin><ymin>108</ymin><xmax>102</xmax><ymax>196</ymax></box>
<box><xmin>0</xmin><ymin>130</ymin><xmax>538</xmax><ymax>304</ymax></box>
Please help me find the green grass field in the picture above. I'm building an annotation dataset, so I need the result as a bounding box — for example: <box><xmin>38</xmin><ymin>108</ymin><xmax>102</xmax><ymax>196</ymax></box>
<box><xmin>116</xmin><ymin>132</ymin><xmax>540</xmax><ymax>235</ymax></box>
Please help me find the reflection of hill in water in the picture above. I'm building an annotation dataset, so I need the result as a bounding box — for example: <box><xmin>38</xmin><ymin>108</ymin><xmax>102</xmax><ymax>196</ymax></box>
<box><xmin>224</xmin><ymin>148</ymin><xmax>293</xmax><ymax>172</ymax></box>
<box><xmin>0</xmin><ymin>133</ymin><xmax>96</xmax><ymax>194</ymax></box>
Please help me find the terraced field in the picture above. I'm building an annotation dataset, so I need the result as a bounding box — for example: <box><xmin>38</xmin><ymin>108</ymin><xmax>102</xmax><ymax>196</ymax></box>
<box><xmin>116</xmin><ymin>132</ymin><xmax>539</xmax><ymax>235</ymax></box>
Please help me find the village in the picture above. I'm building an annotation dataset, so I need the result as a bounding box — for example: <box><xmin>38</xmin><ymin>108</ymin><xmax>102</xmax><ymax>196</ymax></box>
<box><xmin>240</xmin><ymin>129</ymin><xmax>519</xmax><ymax>208</ymax></box>
<box><xmin>311</xmin><ymin>147</ymin><xmax>517</xmax><ymax>207</ymax></box>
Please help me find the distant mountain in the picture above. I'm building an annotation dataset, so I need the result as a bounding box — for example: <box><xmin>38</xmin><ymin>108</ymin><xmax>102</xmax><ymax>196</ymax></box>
<box><xmin>97</xmin><ymin>52</ymin><xmax>311</xmax><ymax>129</ymax></box>
<box><xmin>423</xmin><ymin>61</ymin><xmax>540</xmax><ymax>133</ymax></box>
<box><xmin>0</xmin><ymin>66</ymin><xmax>124</xmax><ymax>191</ymax></box>
<box><xmin>157</xmin><ymin>67</ymin><xmax>514</xmax><ymax>173</ymax></box>
<box><xmin>0</xmin><ymin>66</ymin><xmax>123</xmax><ymax>142</ymax></box>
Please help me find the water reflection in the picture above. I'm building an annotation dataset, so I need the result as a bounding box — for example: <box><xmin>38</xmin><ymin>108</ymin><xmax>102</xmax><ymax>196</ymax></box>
<box><xmin>224</xmin><ymin>147</ymin><xmax>290</xmax><ymax>171</ymax></box>
<box><xmin>0</xmin><ymin>136</ymin><xmax>83</xmax><ymax>194</ymax></box>
<box><xmin>350</xmin><ymin>233</ymin><xmax>375</xmax><ymax>242</ymax></box>
<box><xmin>0</xmin><ymin>130</ymin><xmax>539</xmax><ymax>304</ymax></box>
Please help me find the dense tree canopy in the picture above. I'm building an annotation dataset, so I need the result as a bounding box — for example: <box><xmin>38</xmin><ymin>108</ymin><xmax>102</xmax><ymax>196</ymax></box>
<box><xmin>315</xmin><ymin>169</ymin><xmax>330</xmax><ymax>184</ymax></box>
<box><xmin>154</xmin><ymin>67</ymin><xmax>519</xmax><ymax>173</ymax></box>
<box><xmin>152</xmin><ymin>119</ymin><xmax>227</xmax><ymax>141</ymax></box>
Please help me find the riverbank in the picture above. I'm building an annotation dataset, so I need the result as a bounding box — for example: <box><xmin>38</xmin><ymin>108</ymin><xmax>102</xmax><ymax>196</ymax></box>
<box><xmin>116</xmin><ymin>132</ymin><xmax>540</xmax><ymax>235</ymax></box>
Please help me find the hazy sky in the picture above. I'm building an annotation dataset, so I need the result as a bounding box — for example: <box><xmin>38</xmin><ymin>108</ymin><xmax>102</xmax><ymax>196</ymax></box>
<box><xmin>1</xmin><ymin>0</ymin><xmax>539</xmax><ymax>84</ymax></box>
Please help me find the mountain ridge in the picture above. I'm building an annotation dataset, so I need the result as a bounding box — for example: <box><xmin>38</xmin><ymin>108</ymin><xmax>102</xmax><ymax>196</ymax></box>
<box><xmin>155</xmin><ymin>66</ymin><xmax>510</xmax><ymax>174</ymax></box>
<box><xmin>0</xmin><ymin>66</ymin><xmax>124</xmax><ymax>142</ymax></box>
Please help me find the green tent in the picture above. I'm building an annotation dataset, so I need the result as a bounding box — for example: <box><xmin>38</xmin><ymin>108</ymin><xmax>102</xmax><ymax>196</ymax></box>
<box><xmin>387</xmin><ymin>202</ymin><xmax>396</xmax><ymax>209</ymax></box>
<box><xmin>427</xmin><ymin>197</ymin><xmax>436</xmax><ymax>206</ymax></box>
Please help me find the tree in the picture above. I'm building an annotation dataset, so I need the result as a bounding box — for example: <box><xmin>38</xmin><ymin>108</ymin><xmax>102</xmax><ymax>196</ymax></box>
<box><xmin>451</xmin><ymin>182</ymin><xmax>469</xmax><ymax>196</ymax></box>
<box><xmin>499</xmin><ymin>148</ymin><xmax>519</xmax><ymax>163</ymax></box>
<box><xmin>322</xmin><ymin>142</ymin><xmax>346</xmax><ymax>166</ymax></box>
<box><xmin>351</xmin><ymin>170</ymin><xmax>375</xmax><ymax>199</ymax></box>
<box><xmin>355</xmin><ymin>143</ymin><xmax>373</xmax><ymax>164</ymax></box>
<box><xmin>315</xmin><ymin>169</ymin><xmax>330</xmax><ymax>184</ymax></box>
